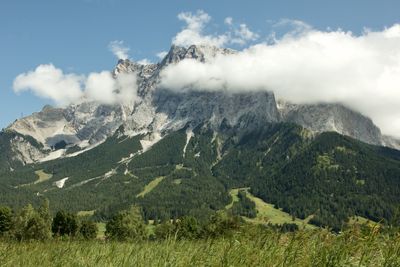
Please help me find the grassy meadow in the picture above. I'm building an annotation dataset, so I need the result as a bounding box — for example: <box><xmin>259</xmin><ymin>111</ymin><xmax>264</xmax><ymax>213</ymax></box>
<box><xmin>228</xmin><ymin>188</ymin><xmax>316</xmax><ymax>229</ymax></box>
<box><xmin>1</xmin><ymin>225</ymin><xmax>399</xmax><ymax>267</ymax></box>
<box><xmin>1</xmin><ymin>187</ymin><xmax>397</xmax><ymax>266</ymax></box>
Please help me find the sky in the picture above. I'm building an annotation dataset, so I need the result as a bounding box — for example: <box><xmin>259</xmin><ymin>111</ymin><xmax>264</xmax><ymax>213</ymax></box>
<box><xmin>1</xmin><ymin>0</ymin><xmax>400</xmax><ymax>136</ymax></box>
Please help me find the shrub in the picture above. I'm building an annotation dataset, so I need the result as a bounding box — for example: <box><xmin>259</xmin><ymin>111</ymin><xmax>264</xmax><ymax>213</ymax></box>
<box><xmin>280</xmin><ymin>223</ymin><xmax>299</xmax><ymax>233</ymax></box>
<box><xmin>12</xmin><ymin>203</ymin><xmax>52</xmax><ymax>241</ymax></box>
<box><xmin>105</xmin><ymin>206</ymin><xmax>146</xmax><ymax>241</ymax></box>
<box><xmin>203</xmin><ymin>212</ymin><xmax>242</xmax><ymax>238</ymax></box>
<box><xmin>79</xmin><ymin>221</ymin><xmax>98</xmax><ymax>240</ymax></box>
<box><xmin>52</xmin><ymin>211</ymin><xmax>79</xmax><ymax>237</ymax></box>
<box><xmin>175</xmin><ymin>216</ymin><xmax>201</xmax><ymax>240</ymax></box>
<box><xmin>0</xmin><ymin>206</ymin><xmax>12</xmax><ymax>236</ymax></box>
<box><xmin>154</xmin><ymin>221</ymin><xmax>176</xmax><ymax>240</ymax></box>
<box><xmin>231</xmin><ymin>190</ymin><xmax>257</xmax><ymax>218</ymax></box>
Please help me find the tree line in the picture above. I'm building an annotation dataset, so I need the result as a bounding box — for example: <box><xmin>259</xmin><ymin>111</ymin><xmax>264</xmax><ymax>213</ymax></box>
<box><xmin>0</xmin><ymin>200</ymin><xmax>303</xmax><ymax>242</ymax></box>
<box><xmin>0</xmin><ymin>200</ymin><xmax>97</xmax><ymax>241</ymax></box>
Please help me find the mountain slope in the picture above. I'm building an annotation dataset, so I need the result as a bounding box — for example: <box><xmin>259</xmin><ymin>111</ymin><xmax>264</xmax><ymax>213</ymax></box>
<box><xmin>1</xmin><ymin>122</ymin><xmax>400</xmax><ymax>230</ymax></box>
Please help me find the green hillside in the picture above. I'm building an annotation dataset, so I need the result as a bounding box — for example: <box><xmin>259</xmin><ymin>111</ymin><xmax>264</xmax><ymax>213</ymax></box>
<box><xmin>0</xmin><ymin>123</ymin><xmax>400</xmax><ymax>230</ymax></box>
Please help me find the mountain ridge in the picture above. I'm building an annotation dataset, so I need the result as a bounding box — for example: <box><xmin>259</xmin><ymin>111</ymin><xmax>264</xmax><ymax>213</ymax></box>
<box><xmin>3</xmin><ymin>44</ymin><xmax>400</xmax><ymax>167</ymax></box>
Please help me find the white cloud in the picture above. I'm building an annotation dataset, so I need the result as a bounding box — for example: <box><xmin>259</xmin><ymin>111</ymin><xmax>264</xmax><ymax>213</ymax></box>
<box><xmin>85</xmin><ymin>71</ymin><xmax>116</xmax><ymax>104</ymax></box>
<box><xmin>156</xmin><ymin>51</ymin><xmax>168</xmax><ymax>59</ymax></box>
<box><xmin>137</xmin><ymin>58</ymin><xmax>152</xmax><ymax>65</ymax></box>
<box><xmin>109</xmin><ymin>40</ymin><xmax>130</xmax><ymax>60</ymax></box>
<box><xmin>160</xmin><ymin>23</ymin><xmax>400</xmax><ymax>137</ymax></box>
<box><xmin>231</xmin><ymin>24</ymin><xmax>259</xmax><ymax>45</ymax></box>
<box><xmin>172</xmin><ymin>10</ymin><xmax>229</xmax><ymax>47</ymax></box>
<box><xmin>115</xmin><ymin>72</ymin><xmax>139</xmax><ymax>105</ymax></box>
<box><xmin>14</xmin><ymin>65</ymin><xmax>139</xmax><ymax>106</ymax></box>
<box><xmin>13</xmin><ymin>64</ymin><xmax>84</xmax><ymax>106</ymax></box>
<box><xmin>274</xmin><ymin>19</ymin><xmax>313</xmax><ymax>34</ymax></box>
<box><xmin>224</xmin><ymin>17</ymin><xmax>233</xmax><ymax>25</ymax></box>
<box><xmin>172</xmin><ymin>11</ymin><xmax>258</xmax><ymax>47</ymax></box>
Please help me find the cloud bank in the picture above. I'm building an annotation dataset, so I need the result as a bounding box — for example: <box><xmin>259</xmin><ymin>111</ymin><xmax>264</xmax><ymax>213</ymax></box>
<box><xmin>14</xmin><ymin>64</ymin><xmax>138</xmax><ymax>106</ymax></box>
<box><xmin>162</xmin><ymin>22</ymin><xmax>400</xmax><ymax>137</ymax></box>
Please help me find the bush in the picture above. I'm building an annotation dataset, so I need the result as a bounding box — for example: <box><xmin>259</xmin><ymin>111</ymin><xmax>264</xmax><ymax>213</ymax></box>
<box><xmin>12</xmin><ymin>203</ymin><xmax>52</xmax><ymax>241</ymax></box>
<box><xmin>231</xmin><ymin>190</ymin><xmax>257</xmax><ymax>218</ymax></box>
<box><xmin>280</xmin><ymin>223</ymin><xmax>299</xmax><ymax>233</ymax></box>
<box><xmin>154</xmin><ymin>212</ymin><xmax>243</xmax><ymax>240</ymax></box>
<box><xmin>154</xmin><ymin>221</ymin><xmax>176</xmax><ymax>240</ymax></box>
<box><xmin>52</xmin><ymin>211</ymin><xmax>79</xmax><ymax>237</ymax></box>
<box><xmin>0</xmin><ymin>206</ymin><xmax>12</xmax><ymax>236</ymax></box>
<box><xmin>105</xmin><ymin>206</ymin><xmax>146</xmax><ymax>241</ymax></box>
<box><xmin>203</xmin><ymin>212</ymin><xmax>242</xmax><ymax>238</ymax></box>
<box><xmin>79</xmin><ymin>221</ymin><xmax>98</xmax><ymax>240</ymax></box>
<box><xmin>175</xmin><ymin>216</ymin><xmax>201</xmax><ymax>240</ymax></box>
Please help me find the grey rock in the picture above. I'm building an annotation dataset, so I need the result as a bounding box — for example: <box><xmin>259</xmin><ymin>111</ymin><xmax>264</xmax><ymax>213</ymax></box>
<box><xmin>278</xmin><ymin>101</ymin><xmax>383</xmax><ymax>145</ymax></box>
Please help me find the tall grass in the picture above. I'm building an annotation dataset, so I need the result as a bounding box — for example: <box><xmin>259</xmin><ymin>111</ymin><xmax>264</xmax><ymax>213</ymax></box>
<box><xmin>0</xmin><ymin>225</ymin><xmax>399</xmax><ymax>266</ymax></box>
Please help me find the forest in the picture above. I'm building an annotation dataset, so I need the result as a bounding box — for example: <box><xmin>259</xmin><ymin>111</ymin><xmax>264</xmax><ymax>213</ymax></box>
<box><xmin>0</xmin><ymin>123</ymin><xmax>400</xmax><ymax>232</ymax></box>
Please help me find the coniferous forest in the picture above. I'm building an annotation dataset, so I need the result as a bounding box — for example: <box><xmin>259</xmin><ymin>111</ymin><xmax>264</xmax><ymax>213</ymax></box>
<box><xmin>0</xmin><ymin>122</ymin><xmax>400</xmax><ymax>233</ymax></box>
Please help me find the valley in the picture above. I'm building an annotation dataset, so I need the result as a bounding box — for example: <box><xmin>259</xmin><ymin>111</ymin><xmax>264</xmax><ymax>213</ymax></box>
<box><xmin>0</xmin><ymin>45</ymin><xmax>399</xmax><ymax>233</ymax></box>
<box><xmin>2</xmin><ymin>2</ymin><xmax>400</xmax><ymax>266</ymax></box>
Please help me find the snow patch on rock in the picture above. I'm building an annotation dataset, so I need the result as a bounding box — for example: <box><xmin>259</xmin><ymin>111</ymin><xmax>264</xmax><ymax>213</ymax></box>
<box><xmin>140</xmin><ymin>132</ymin><xmax>162</xmax><ymax>152</ymax></box>
<box><xmin>55</xmin><ymin>177</ymin><xmax>68</xmax><ymax>188</ymax></box>
<box><xmin>39</xmin><ymin>149</ymin><xmax>66</xmax><ymax>162</ymax></box>
<box><xmin>104</xmin><ymin>169</ymin><xmax>117</xmax><ymax>179</ymax></box>
<box><xmin>183</xmin><ymin>128</ymin><xmax>194</xmax><ymax>158</ymax></box>
<box><xmin>66</xmin><ymin>140</ymin><xmax>105</xmax><ymax>158</ymax></box>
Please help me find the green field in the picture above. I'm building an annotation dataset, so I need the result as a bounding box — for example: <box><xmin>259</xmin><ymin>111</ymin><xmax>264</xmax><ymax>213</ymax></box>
<box><xmin>0</xmin><ymin>226</ymin><xmax>398</xmax><ymax>266</ymax></box>
<box><xmin>77</xmin><ymin>210</ymin><xmax>95</xmax><ymax>217</ymax></box>
<box><xmin>348</xmin><ymin>216</ymin><xmax>380</xmax><ymax>227</ymax></box>
<box><xmin>16</xmin><ymin>169</ymin><xmax>53</xmax><ymax>188</ymax></box>
<box><xmin>97</xmin><ymin>222</ymin><xmax>106</xmax><ymax>239</ymax></box>
<box><xmin>136</xmin><ymin>176</ymin><xmax>165</xmax><ymax>198</ymax></box>
<box><xmin>227</xmin><ymin>188</ymin><xmax>315</xmax><ymax>229</ymax></box>
<box><xmin>34</xmin><ymin>170</ymin><xmax>53</xmax><ymax>184</ymax></box>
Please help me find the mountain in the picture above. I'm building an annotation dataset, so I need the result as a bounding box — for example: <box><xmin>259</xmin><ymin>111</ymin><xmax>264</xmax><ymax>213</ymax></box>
<box><xmin>1</xmin><ymin>44</ymin><xmax>400</xmax><ymax>230</ymax></box>
<box><xmin>6</xmin><ymin>45</ymin><xmax>399</xmax><ymax>165</ymax></box>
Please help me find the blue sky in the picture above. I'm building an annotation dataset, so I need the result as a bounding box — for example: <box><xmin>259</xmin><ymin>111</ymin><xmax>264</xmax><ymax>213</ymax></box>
<box><xmin>1</xmin><ymin>0</ymin><xmax>400</xmax><ymax>129</ymax></box>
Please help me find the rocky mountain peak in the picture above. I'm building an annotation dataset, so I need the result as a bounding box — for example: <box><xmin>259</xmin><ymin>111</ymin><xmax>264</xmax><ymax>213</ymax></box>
<box><xmin>160</xmin><ymin>44</ymin><xmax>236</xmax><ymax>66</ymax></box>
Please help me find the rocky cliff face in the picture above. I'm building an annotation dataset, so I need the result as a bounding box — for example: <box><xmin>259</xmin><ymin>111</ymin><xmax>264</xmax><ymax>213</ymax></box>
<box><xmin>382</xmin><ymin>135</ymin><xmax>400</xmax><ymax>150</ymax></box>
<box><xmin>277</xmin><ymin>101</ymin><xmax>384</xmax><ymax>146</ymax></box>
<box><xmin>153</xmin><ymin>89</ymin><xmax>279</xmax><ymax>130</ymax></box>
<box><xmin>4</xmin><ymin>44</ymin><xmax>398</xmax><ymax>164</ymax></box>
<box><xmin>9</xmin><ymin>102</ymin><xmax>133</xmax><ymax>149</ymax></box>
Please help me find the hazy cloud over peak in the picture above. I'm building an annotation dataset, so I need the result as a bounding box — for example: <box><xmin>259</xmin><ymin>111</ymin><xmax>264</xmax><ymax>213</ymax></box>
<box><xmin>231</xmin><ymin>23</ymin><xmax>259</xmax><ymax>45</ymax></box>
<box><xmin>173</xmin><ymin>10</ymin><xmax>228</xmax><ymax>47</ymax></box>
<box><xmin>161</xmin><ymin>23</ymin><xmax>400</xmax><ymax>137</ymax></box>
<box><xmin>156</xmin><ymin>51</ymin><xmax>168</xmax><ymax>59</ymax></box>
<box><xmin>172</xmin><ymin>10</ymin><xmax>259</xmax><ymax>48</ymax></box>
<box><xmin>109</xmin><ymin>40</ymin><xmax>130</xmax><ymax>60</ymax></box>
